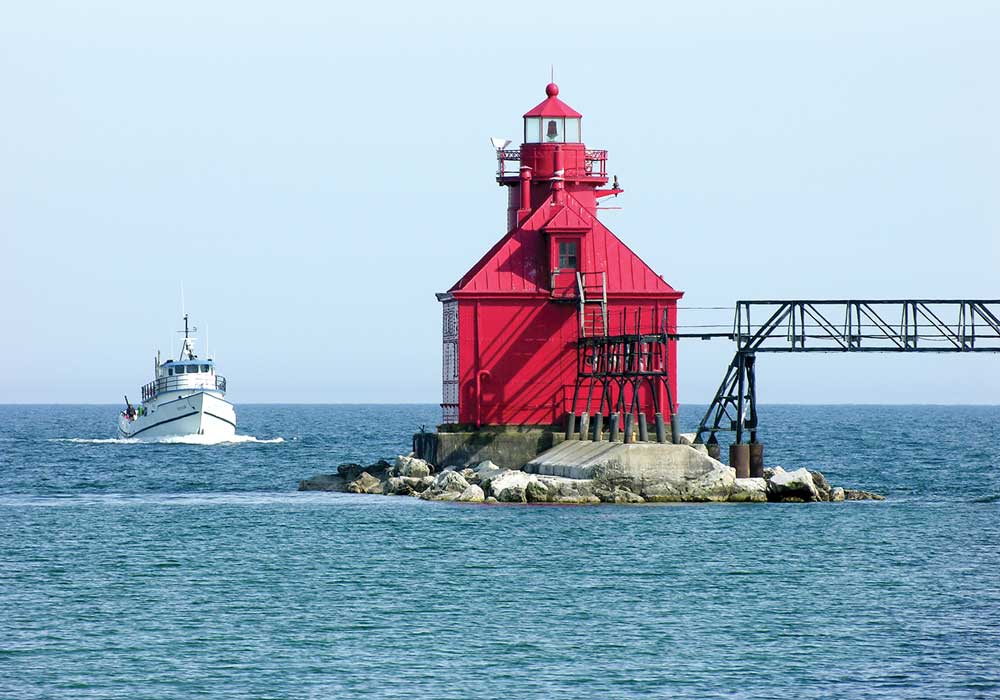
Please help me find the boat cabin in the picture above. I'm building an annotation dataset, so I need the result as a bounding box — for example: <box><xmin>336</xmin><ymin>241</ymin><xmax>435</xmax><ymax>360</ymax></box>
<box><xmin>142</xmin><ymin>359</ymin><xmax>226</xmax><ymax>402</ymax></box>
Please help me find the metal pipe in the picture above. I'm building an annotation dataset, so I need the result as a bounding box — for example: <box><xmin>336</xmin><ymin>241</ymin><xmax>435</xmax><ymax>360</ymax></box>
<box><xmin>707</xmin><ymin>440</ymin><xmax>721</xmax><ymax>461</ymax></box>
<box><xmin>638</xmin><ymin>413</ymin><xmax>648</xmax><ymax>442</ymax></box>
<box><xmin>564</xmin><ymin>412</ymin><xmax>575</xmax><ymax>441</ymax></box>
<box><xmin>579</xmin><ymin>412</ymin><xmax>590</xmax><ymax>441</ymax></box>
<box><xmin>730</xmin><ymin>443</ymin><xmax>750</xmax><ymax>479</ymax></box>
<box><xmin>592</xmin><ymin>412</ymin><xmax>604</xmax><ymax>441</ymax></box>
<box><xmin>475</xmin><ymin>370</ymin><xmax>490</xmax><ymax>428</ymax></box>
<box><xmin>670</xmin><ymin>412</ymin><xmax>680</xmax><ymax>444</ymax></box>
<box><xmin>749</xmin><ymin>442</ymin><xmax>764</xmax><ymax>478</ymax></box>
<box><xmin>519</xmin><ymin>166</ymin><xmax>532</xmax><ymax>222</ymax></box>
<box><xmin>609</xmin><ymin>412</ymin><xmax>620</xmax><ymax>442</ymax></box>
<box><xmin>623</xmin><ymin>413</ymin><xmax>634</xmax><ymax>443</ymax></box>
<box><xmin>654</xmin><ymin>412</ymin><xmax>666</xmax><ymax>443</ymax></box>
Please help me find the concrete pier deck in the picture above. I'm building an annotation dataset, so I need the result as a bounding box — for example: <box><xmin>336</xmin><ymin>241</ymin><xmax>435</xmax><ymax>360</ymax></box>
<box><xmin>524</xmin><ymin>440</ymin><xmax>719</xmax><ymax>481</ymax></box>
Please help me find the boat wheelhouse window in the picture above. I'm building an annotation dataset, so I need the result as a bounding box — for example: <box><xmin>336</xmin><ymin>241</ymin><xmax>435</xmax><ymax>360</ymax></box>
<box><xmin>168</xmin><ymin>368</ymin><xmax>174</xmax><ymax>376</ymax></box>
<box><xmin>201</xmin><ymin>365</ymin><xmax>209</xmax><ymax>373</ymax></box>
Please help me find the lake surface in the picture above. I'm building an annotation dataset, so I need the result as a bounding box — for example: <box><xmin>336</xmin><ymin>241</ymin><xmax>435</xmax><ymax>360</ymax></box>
<box><xmin>2</xmin><ymin>404</ymin><xmax>999</xmax><ymax>699</ymax></box>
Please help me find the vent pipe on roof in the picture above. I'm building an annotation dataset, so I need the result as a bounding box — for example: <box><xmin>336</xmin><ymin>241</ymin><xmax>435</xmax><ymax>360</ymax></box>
<box><xmin>552</xmin><ymin>145</ymin><xmax>565</xmax><ymax>205</ymax></box>
<box><xmin>519</xmin><ymin>166</ymin><xmax>532</xmax><ymax>223</ymax></box>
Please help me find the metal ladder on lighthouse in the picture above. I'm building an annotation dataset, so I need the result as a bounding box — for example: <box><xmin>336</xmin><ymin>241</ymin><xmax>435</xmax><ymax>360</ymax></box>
<box><xmin>576</xmin><ymin>271</ymin><xmax>608</xmax><ymax>337</ymax></box>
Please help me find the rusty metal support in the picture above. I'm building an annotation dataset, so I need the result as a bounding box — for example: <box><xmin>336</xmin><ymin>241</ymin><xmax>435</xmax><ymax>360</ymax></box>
<box><xmin>707</xmin><ymin>438</ymin><xmax>721</xmax><ymax>462</ymax></box>
<box><xmin>749</xmin><ymin>442</ymin><xmax>764</xmax><ymax>478</ymax></box>
<box><xmin>730</xmin><ymin>443</ymin><xmax>750</xmax><ymax>479</ymax></box>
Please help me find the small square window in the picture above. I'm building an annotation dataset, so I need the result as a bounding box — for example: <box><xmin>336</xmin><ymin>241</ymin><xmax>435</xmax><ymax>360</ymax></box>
<box><xmin>558</xmin><ymin>241</ymin><xmax>578</xmax><ymax>270</ymax></box>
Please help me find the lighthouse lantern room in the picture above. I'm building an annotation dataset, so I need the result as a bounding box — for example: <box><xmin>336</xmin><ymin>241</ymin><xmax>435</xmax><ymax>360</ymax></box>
<box><xmin>438</xmin><ymin>82</ymin><xmax>683</xmax><ymax>429</ymax></box>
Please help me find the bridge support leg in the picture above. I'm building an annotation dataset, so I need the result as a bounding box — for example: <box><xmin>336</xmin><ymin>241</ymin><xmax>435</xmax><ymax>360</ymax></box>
<box><xmin>670</xmin><ymin>412</ymin><xmax>680</xmax><ymax>444</ymax></box>
<box><xmin>638</xmin><ymin>413</ymin><xmax>648</xmax><ymax>442</ymax></box>
<box><xmin>564</xmin><ymin>412</ymin><xmax>575</xmax><ymax>441</ymax></box>
<box><xmin>610</xmin><ymin>412</ymin><xmax>620</xmax><ymax>442</ymax></box>
<box><xmin>579</xmin><ymin>412</ymin><xmax>590</xmax><ymax>441</ymax></box>
<box><xmin>707</xmin><ymin>437</ymin><xmax>721</xmax><ymax>461</ymax></box>
<box><xmin>623</xmin><ymin>413</ymin><xmax>634</xmax><ymax>443</ymax></box>
<box><xmin>655</xmin><ymin>413</ymin><xmax>666</xmax><ymax>443</ymax></box>
<box><xmin>749</xmin><ymin>442</ymin><xmax>764</xmax><ymax>478</ymax></box>
<box><xmin>730</xmin><ymin>443</ymin><xmax>750</xmax><ymax>479</ymax></box>
<box><xmin>592</xmin><ymin>413</ymin><xmax>603</xmax><ymax>442</ymax></box>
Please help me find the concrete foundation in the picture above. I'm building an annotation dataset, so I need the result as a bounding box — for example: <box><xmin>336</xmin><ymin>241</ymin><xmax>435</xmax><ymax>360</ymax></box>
<box><xmin>414</xmin><ymin>427</ymin><xmax>566</xmax><ymax>470</ymax></box>
<box><xmin>523</xmin><ymin>440</ymin><xmax>736</xmax><ymax>502</ymax></box>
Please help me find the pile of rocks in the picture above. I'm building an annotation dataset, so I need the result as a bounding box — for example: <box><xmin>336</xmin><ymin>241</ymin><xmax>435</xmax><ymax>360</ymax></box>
<box><xmin>298</xmin><ymin>454</ymin><xmax>884</xmax><ymax>504</ymax></box>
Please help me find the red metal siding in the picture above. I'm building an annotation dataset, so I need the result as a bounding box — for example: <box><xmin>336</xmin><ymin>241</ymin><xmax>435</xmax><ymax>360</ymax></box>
<box><xmin>458</xmin><ymin>299</ymin><xmax>577</xmax><ymax>425</ymax></box>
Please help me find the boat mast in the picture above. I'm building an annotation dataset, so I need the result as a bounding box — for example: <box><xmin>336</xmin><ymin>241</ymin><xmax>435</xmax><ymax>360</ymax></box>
<box><xmin>178</xmin><ymin>313</ymin><xmax>197</xmax><ymax>361</ymax></box>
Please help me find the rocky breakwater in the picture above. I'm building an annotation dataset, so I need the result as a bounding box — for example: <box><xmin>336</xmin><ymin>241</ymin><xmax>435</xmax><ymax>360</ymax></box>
<box><xmin>298</xmin><ymin>446</ymin><xmax>883</xmax><ymax>505</ymax></box>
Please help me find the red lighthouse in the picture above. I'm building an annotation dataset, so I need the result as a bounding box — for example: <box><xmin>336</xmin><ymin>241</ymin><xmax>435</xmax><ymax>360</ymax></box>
<box><xmin>438</xmin><ymin>82</ymin><xmax>683</xmax><ymax>430</ymax></box>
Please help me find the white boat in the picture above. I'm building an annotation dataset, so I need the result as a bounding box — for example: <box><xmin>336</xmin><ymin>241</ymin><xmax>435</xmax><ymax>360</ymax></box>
<box><xmin>118</xmin><ymin>314</ymin><xmax>236</xmax><ymax>440</ymax></box>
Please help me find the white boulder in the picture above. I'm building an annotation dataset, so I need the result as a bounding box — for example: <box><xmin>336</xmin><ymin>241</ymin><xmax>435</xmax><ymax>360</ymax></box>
<box><xmin>394</xmin><ymin>455</ymin><xmax>432</xmax><ymax>479</ymax></box>
<box><xmin>457</xmin><ymin>484</ymin><xmax>485</xmax><ymax>503</ymax></box>
<box><xmin>768</xmin><ymin>467</ymin><xmax>820</xmax><ymax>502</ymax></box>
<box><xmin>729</xmin><ymin>477</ymin><xmax>768</xmax><ymax>503</ymax></box>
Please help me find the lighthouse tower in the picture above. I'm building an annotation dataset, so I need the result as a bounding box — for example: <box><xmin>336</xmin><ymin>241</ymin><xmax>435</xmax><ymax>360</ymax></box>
<box><xmin>438</xmin><ymin>82</ymin><xmax>683</xmax><ymax>429</ymax></box>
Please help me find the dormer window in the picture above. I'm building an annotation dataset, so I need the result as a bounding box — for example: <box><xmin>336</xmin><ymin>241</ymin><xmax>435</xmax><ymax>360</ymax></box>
<box><xmin>558</xmin><ymin>241</ymin><xmax>578</xmax><ymax>270</ymax></box>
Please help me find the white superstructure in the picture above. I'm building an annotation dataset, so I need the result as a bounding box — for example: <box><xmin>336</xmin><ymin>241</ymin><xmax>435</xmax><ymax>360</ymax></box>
<box><xmin>118</xmin><ymin>314</ymin><xmax>236</xmax><ymax>439</ymax></box>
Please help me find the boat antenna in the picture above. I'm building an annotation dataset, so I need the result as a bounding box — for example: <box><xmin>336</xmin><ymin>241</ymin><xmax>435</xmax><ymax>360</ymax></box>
<box><xmin>177</xmin><ymin>313</ymin><xmax>198</xmax><ymax>360</ymax></box>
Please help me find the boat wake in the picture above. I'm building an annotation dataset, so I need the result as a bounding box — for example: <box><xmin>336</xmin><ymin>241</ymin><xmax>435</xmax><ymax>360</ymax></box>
<box><xmin>49</xmin><ymin>435</ymin><xmax>285</xmax><ymax>446</ymax></box>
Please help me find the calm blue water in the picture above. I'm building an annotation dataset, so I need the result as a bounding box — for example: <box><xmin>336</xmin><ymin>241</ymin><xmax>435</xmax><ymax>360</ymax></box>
<box><xmin>2</xmin><ymin>404</ymin><xmax>999</xmax><ymax>699</ymax></box>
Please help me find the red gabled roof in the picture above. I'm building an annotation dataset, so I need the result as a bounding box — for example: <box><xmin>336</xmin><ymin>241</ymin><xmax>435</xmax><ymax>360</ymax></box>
<box><xmin>523</xmin><ymin>83</ymin><xmax>583</xmax><ymax>119</ymax></box>
<box><xmin>449</xmin><ymin>194</ymin><xmax>680</xmax><ymax>297</ymax></box>
<box><xmin>544</xmin><ymin>204</ymin><xmax>590</xmax><ymax>231</ymax></box>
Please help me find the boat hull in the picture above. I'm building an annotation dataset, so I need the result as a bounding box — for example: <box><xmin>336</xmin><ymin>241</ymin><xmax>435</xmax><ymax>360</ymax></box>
<box><xmin>118</xmin><ymin>391</ymin><xmax>236</xmax><ymax>440</ymax></box>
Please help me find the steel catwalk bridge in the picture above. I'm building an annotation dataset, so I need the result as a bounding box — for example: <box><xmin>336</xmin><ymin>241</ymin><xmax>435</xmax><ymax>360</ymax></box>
<box><xmin>692</xmin><ymin>300</ymin><xmax>1000</xmax><ymax>446</ymax></box>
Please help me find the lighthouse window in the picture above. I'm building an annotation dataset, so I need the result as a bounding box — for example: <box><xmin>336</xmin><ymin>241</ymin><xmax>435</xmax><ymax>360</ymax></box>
<box><xmin>558</xmin><ymin>241</ymin><xmax>578</xmax><ymax>269</ymax></box>
<box><xmin>566</xmin><ymin>118</ymin><xmax>581</xmax><ymax>142</ymax></box>
<box><xmin>545</xmin><ymin>118</ymin><xmax>564</xmax><ymax>142</ymax></box>
<box><xmin>524</xmin><ymin>117</ymin><xmax>541</xmax><ymax>143</ymax></box>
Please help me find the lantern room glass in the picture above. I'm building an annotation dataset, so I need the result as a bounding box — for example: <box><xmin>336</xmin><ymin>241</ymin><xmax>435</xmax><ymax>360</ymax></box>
<box><xmin>544</xmin><ymin>118</ymin><xmax>564</xmax><ymax>142</ymax></box>
<box><xmin>524</xmin><ymin>118</ymin><xmax>541</xmax><ymax>143</ymax></box>
<box><xmin>525</xmin><ymin>117</ymin><xmax>582</xmax><ymax>143</ymax></box>
<box><xmin>565</xmin><ymin>118</ymin><xmax>581</xmax><ymax>142</ymax></box>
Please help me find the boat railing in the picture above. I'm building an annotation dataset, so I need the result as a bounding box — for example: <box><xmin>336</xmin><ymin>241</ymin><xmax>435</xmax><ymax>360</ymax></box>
<box><xmin>142</xmin><ymin>375</ymin><xmax>227</xmax><ymax>401</ymax></box>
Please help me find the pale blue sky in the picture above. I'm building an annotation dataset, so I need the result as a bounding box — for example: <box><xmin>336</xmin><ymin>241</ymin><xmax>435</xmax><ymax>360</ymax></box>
<box><xmin>2</xmin><ymin>1</ymin><xmax>998</xmax><ymax>404</ymax></box>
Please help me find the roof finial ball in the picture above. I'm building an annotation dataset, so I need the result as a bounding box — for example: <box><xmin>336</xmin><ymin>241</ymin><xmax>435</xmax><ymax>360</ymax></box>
<box><xmin>545</xmin><ymin>82</ymin><xmax>559</xmax><ymax>97</ymax></box>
